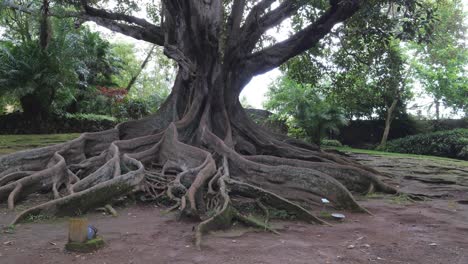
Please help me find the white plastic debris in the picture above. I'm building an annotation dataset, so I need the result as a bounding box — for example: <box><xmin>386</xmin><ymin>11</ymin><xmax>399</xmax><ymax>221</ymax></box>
<box><xmin>331</xmin><ymin>213</ymin><xmax>346</xmax><ymax>220</ymax></box>
<box><xmin>321</xmin><ymin>198</ymin><xmax>330</xmax><ymax>204</ymax></box>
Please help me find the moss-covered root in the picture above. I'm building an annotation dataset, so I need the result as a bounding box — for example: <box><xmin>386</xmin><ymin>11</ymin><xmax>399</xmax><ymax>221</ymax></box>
<box><xmin>10</xmin><ymin>156</ymin><xmax>144</xmax><ymax>225</ymax></box>
<box><xmin>235</xmin><ymin>213</ymin><xmax>279</xmax><ymax>235</ymax></box>
<box><xmin>228</xmin><ymin>180</ymin><xmax>330</xmax><ymax>225</ymax></box>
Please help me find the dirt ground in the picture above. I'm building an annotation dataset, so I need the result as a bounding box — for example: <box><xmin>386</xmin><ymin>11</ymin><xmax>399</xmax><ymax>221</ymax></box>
<box><xmin>1</xmin><ymin>153</ymin><xmax>467</xmax><ymax>264</ymax></box>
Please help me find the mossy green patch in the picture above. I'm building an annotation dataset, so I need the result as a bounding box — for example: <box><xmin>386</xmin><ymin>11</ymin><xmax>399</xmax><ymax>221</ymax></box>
<box><xmin>25</xmin><ymin>213</ymin><xmax>55</xmax><ymax>223</ymax></box>
<box><xmin>2</xmin><ymin>224</ymin><xmax>16</xmax><ymax>234</ymax></box>
<box><xmin>318</xmin><ymin>211</ymin><xmax>334</xmax><ymax>219</ymax></box>
<box><xmin>269</xmin><ymin>208</ymin><xmax>297</xmax><ymax>220</ymax></box>
<box><xmin>390</xmin><ymin>193</ymin><xmax>415</xmax><ymax>205</ymax></box>
<box><xmin>65</xmin><ymin>237</ymin><xmax>105</xmax><ymax>253</ymax></box>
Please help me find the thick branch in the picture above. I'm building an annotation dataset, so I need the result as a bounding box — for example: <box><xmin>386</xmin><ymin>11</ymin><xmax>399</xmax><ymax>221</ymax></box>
<box><xmin>245</xmin><ymin>0</ymin><xmax>361</xmax><ymax>75</ymax></box>
<box><xmin>240</xmin><ymin>0</ymin><xmax>308</xmax><ymax>53</ymax></box>
<box><xmin>226</xmin><ymin>0</ymin><xmax>246</xmax><ymax>49</ymax></box>
<box><xmin>1</xmin><ymin>0</ymin><xmax>165</xmax><ymax>46</ymax></box>
<box><xmin>126</xmin><ymin>45</ymin><xmax>156</xmax><ymax>91</ymax></box>
<box><xmin>242</xmin><ymin>0</ymin><xmax>276</xmax><ymax>32</ymax></box>
<box><xmin>79</xmin><ymin>1</ymin><xmax>164</xmax><ymax>46</ymax></box>
<box><xmin>84</xmin><ymin>15</ymin><xmax>164</xmax><ymax>45</ymax></box>
<box><xmin>81</xmin><ymin>3</ymin><xmax>158</xmax><ymax>30</ymax></box>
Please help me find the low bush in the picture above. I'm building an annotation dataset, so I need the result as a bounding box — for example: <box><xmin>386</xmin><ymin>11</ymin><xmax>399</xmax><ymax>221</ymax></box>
<box><xmin>382</xmin><ymin>129</ymin><xmax>468</xmax><ymax>160</ymax></box>
<box><xmin>113</xmin><ymin>98</ymin><xmax>153</xmax><ymax>120</ymax></box>
<box><xmin>0</xmin><ymin>112</ymin><xmax>117</xmax><ymax>134</ymax></box>
<box><xmin>63</xmin><ymin>113</ymin><xmax>117</xmax><ymax>122</ymax></box>
<box><xmin>321</xmin><ymin>139</ymin><xmax>343</xmax><ymax>147</ymax></box>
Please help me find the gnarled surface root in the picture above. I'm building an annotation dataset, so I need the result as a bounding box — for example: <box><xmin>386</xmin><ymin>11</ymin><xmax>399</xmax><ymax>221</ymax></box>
<box><xmin>0</xmin><ymin>109</ymin><xmax>396</xmax><ymax>247</ymax></box>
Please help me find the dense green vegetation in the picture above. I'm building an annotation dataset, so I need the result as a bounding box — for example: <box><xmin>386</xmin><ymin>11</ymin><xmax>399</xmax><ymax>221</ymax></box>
<box><xmin>382</xmin><ymin>129</ymin><xmax>468</xmax><ymax>160</ymax></box>
<box><xmin>265</xmin><ymin>0</ymin><xmax>467</xmax><ymax>148</ymax></box>
<box><xmin>265</xmin><ymin>77</ymin><xmax>348</xmax><ymax>146</ymax></box>
<box><xmin>0</xmin><ymin>0</ymin><xmax>466</xmax><ymax>158</ymax></box>
<box><xmin>0</xmin><ymin>3</ymin><xmax>172</xmax><ymax>126</ymax></box>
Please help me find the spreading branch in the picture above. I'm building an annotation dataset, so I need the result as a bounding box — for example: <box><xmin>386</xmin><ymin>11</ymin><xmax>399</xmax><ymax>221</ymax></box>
<box><xmin>225</xmin><ymin>0</ymin><xmax>246</xmax><ymax>50</ymax></box>
<box><xmin>244</xmin><ymin>0</ymin><xmax>361</xmax><ymax>75</ymax></box>
<box><xmin>242</xmin><ymin>0</ymin><xmax>276</xmax><ymax>32</ymax></box>
<box><xmin>78</xmin><ymin>1</ymin><xmax>164</xmax><ymax>46</ymax></box>
<box><xmin>1</xmin><ymin>0</ymin><xmax>165</xmax><ymax>46</ymax></box>
<box><xmin>240</xmin><ymin>0</ymin><xmax>308</xmax><ymax>53</ymax></box>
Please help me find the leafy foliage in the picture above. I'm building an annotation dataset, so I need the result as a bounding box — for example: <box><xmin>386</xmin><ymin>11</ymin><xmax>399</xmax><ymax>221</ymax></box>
<box><xmin>320</xmin><ymin>139</ymin><xmax>343</xmax><ymax>147</ymax></box>
<box><xmin>383</xmin><ymin>129</ymin><xmax>468</xmax><ymax>160</ymax></box>
<box><xmin>409</xmin><ymin>0</ymin><xmax>467</xmax><ymax>117</ymax></box>
<box><xmin>0</xmin><ymin>4</ymin><xmax>171</xmax><ymax>120</ymax></box>
<box><xmin>265</xmin><ymin>77</ymin><xmax>348</xmax><ymax>146</ymax></box>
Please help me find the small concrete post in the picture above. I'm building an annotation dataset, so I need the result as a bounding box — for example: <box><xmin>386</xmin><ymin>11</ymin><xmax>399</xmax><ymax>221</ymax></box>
<box><xmin>68</xmin><ymin>218</ymin><xmax>88</xmax><ymax>243</ymax></box>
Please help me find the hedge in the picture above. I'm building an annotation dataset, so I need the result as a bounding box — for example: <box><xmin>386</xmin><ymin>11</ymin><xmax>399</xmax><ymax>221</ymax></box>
<box><xmin>383</xmin><ymin>129</ymin><xmax>468</xmax><ymax>160</ymax></box>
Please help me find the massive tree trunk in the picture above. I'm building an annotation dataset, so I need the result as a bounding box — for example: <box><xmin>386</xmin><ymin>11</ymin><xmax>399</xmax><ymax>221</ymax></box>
<box><xmin>0</xmin><ymin>0</ymin><xmax>398</xmax><ymax>248</ymax></box>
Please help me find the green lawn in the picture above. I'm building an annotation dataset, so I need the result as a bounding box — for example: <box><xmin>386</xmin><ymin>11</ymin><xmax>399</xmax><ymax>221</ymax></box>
<box><xmin>327</xmin><ymin>146</ymin><xmax>468</xmax><ymax>167</ymax></box>
<box><xmin>0</xmin><ymin>133</ymin><xmax>80</xmax><ymax>156</ymax></box>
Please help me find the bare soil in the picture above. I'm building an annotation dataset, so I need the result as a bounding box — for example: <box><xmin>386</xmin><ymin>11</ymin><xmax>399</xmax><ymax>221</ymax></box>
<box><xmin>1</xmin><ymin>153</ymin><xmax>467</xmax><ymax>264</ymax></box>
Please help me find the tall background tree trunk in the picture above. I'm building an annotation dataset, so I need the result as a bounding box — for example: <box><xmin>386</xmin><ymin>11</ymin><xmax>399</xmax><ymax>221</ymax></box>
<box><xmin>380</xmin><ymin>98</ymin><xmax>399</xmax><ymax>148</ymax></box>
<box><xmin>126</xmin><ymin>45</ymin><xmax>156</xmax><ymax>92</ymax></box>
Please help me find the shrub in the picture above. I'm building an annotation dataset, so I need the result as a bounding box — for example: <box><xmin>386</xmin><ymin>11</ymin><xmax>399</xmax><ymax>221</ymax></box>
<box><xmin>383</xmin><ymin>129</ymin><xmax>468</xmax><ymax>160</ymax></box>
<box><xmin>114</xmin><ymin>98</ymin><xmax>153</xmax><ymax>120</ymax></box>
<box><xmin>0</xmin><ymin>112</ymin><xmax>117</xmax><ymax>134</ymax></box>
<box><xmin>64</xmin><ymin>113</ymin><xmax>117</xmax><ymax>122</ymax></box>
<box><xmin>321</xmin><ymin>139</ymin><xmax>343</xmax><ymax>147</ymax></box>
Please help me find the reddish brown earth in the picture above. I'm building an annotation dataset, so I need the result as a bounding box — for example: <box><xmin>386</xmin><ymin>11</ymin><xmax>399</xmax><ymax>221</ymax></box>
<box><xmin>1</xmin><ymin>153</ymin><xmax>467</xmax><ymax>264</ymax></box>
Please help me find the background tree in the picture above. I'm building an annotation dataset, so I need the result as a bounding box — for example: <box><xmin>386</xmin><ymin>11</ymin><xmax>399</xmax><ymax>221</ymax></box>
<box><xmin>0</xmin><ymin>0</ymin><xmax>434</xmax><ymax>247</ymax></box>
<box><xmin>277</xmin><ymin>0</ymin><xmax>441</xmax><ymax>147</ymax></box>
<box><xmin>0</xmin><ymin>2</ymin><xmax>120</xmax><ymax>118</ymax></box>
<box><xmin>265</xmin><ymin>76</ymin><xmax>348</xmax><ymax>146</ymax></box>
<box><xmin>409</xmin><ymin>0</ymin><xmax>467</xmax><ymax>119</ymax></box>
<box><xmin>0</xmin><ymin>3</ymin><xmax>78</xmax><ymax>118</ymax></box>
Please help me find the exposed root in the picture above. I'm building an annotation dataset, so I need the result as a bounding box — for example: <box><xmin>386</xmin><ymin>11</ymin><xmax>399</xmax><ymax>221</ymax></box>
<box><xmin>8</xmin><ymin>183</ymin><xmax>22</xmax><ymax>210</ymax></box>
<box><xmin>255</xmin><ymin>198</ymin><xmax>269</xmax><ymax>224</ymax></box>
<box><xmin>105</xmin><ymin>204</ymin><xmax>118</xmax><ymax>217</ymax></box>
<box><xmin>0</xmin><ymin>112</ymin><xmax>396</xmax><ymax>247</ymax></box>
<box><xmin>235</xmin><ymin>213</ymin><xmax>279</xmax><ymax>235</ymax></box>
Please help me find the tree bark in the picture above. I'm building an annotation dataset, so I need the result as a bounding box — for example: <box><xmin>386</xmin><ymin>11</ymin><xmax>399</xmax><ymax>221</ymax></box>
<box><xmin>435</xmin><ymin>99</ymin><xmax>440</xmax><ymax>120</ymax></box>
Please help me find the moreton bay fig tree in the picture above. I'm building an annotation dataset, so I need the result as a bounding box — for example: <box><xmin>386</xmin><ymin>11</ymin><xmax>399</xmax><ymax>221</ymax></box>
<box><xmin>0</xmin><ymin>0</ymin><xmax>429</xmax><ymax>247</ymax></box>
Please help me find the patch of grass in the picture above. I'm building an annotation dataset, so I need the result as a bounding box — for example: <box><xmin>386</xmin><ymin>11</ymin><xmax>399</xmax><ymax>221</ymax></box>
<box><xmin>0</xmin><ymin>133</ymin><xmax>79</xmax><ymax>155</ymax></box>
<box><xmin>326</xmin><ymin>146</ymin><xmax>468</xmax><ymax>167</ymax></box>
<box><xmin>65</xmin><ymin>236</ymin><xmax>105</xmax><ymax>252</ymax></box>
<box><xmin>365</xmin><ymin>192</ymin><xmax>386</xmax><ymax>199</ymax></box>
<box><xmin>390</xmin><ymin>193</ymin><xmax>414</xmax><ymax>205</ymax></box>
<box><xmin>269</xmin><ymin>208</ymin><xmax>297</xmax><ymax>220</ymax></box>
<box><xmin>64</xmin><ymin>113</ymin><xmax>117</xmax><ymax>122</ymax></box>
<box><xmin>2</xmin><ymin>224</ymin><xmax>16</xmax><ymax>234</ymax></box>
<box><xmin>318</xmin><ymin>211</ymin><xmax>333</xmax><ymax>219</ymax></box>
<box><xmin>25</xmin><ymin>213</ymin><xmax>55</xmax><ymax>223</ymax></box>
